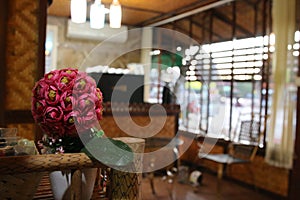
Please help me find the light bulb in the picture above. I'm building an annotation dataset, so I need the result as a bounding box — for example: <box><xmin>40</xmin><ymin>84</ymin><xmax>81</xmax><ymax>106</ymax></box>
<box><xmin>70</xmin><ymin>0</ymin><xmax>87</xmax><ymax>23</ymax></box>
<box><xmin>90</xmin><ymin>0</ymin><xmax>105</xmax><ymax>29</ymax></box>
<box><xmin>109</xmin><ymin>0</ymin><xmax>122</xmax><ymax>28</ymax></box>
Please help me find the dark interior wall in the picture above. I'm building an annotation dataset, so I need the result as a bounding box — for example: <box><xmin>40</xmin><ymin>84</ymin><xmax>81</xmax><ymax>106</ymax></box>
<box><xmin>289</xmin><ymin>0</ymin><xmax>300</xmax><ymax>199</ymax></box>
<box><xmin>0</xmin><ymin>1</ymin><xmax>8</xmax><ymax>127</ymax></box>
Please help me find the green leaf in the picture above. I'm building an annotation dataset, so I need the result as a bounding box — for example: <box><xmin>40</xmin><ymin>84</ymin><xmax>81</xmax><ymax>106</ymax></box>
<box><xmin>81</xmin><ymin>137</ymin><xmax>133</xmax><ymax>167</ymax></box>
<box><xmin>95</xmin><ymin>130</ymin><xmax>105</xmax><ymax>138</ymax></box>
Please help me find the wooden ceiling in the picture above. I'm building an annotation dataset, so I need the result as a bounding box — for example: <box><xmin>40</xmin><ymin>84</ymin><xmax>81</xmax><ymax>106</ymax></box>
<box><xmin>48</xmin><ymin>0</ymin><xmax>226</xmax><ymax>26</ymax></box>
<box><xmin>47</xmin><ymin>0</ymin><xmax>272</xmax><ymax>44</ymax></box>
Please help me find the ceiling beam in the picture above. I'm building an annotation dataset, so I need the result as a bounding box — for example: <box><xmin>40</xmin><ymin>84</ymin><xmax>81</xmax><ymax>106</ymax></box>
<box><xmin>171</xmin><ymin>23</ymin><xmax>202</xmax><ymax>43</ymax></box>
<box><xmin>138</xmin><ymin>0</ymin><xmax>222</xmax><ymax>26</ymax></box>
<box><xmin>212</xmin><ymin>9</ymin><xmax>255</xmax><ymax>37</ymax></box>
<box><xmin>190</xmin><ymin>17</ymin><xmax>224</xmax><ymax>40</ymax></box>
<box><xmin>121</xmin><ymin>5</ymin><xmax>164</xmax><ymax>14</ymax></box>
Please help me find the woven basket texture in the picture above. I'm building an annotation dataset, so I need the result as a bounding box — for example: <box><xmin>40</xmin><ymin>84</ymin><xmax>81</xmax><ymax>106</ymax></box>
<box><xmin>0</xmin><ymin>172</ymin><xmax>43</xmax><ymax>200</ymax></box>
<box><xmin>5</xmin><ymin>0</ymin><xmax>39</xmax><ymax>110</ymax></box>
<box><xmin>0</xmin><ymin>142</ymin><xmax>41</xmax><ymax>200</ymax></box>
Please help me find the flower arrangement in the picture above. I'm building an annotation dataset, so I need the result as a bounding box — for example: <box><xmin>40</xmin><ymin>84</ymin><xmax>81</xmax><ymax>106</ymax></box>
<box><xmin>32</xmin><ymin>68</ymin><xmax>104</xmax><ymax>153</ymax></box>
<box><xmin>32</xmin><ymin>67</ymin><xmax>133</xmax><ymax>168</ymax></box>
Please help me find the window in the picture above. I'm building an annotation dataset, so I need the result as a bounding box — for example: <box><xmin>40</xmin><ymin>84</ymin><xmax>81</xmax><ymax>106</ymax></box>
<box><xmin>146</xmin><ymin>29</ymin><xmax>299</xmax><ymax>147</ymax></box>
<box><xmin>45</xmin><ymin>25</ymin><xmax>58</xmax><ymax>73</ymax></box>
<box><xmin>179</xmin><ymin>36</ymin><xmax>272</xmax><ymax>146</ymax></box>
<box><xmin>145</xmin><ymin>0</ymin><xmax>282</xmax><ymax>147</ymax></box>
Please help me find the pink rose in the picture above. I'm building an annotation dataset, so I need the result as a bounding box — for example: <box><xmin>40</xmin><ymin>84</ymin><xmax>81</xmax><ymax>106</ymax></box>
<box><xmin>45</xmin><ymin>85</ymin><xmax>61</xmax><ymax>105</ymax></box>
<box><xmin>44</xmin><ymin>106</ymin><xmax>64</xmax><ymax>124</ymax></box>
<box><xmin>32</xmin><ymin>98</ymin><xmax>46</xmax><ymax>121</ymax></box>
<box><xmin>31</xmin><ymin>68</ymin><xmax>104</xmax><ymax>139</ymax></box>
<box><xmin>73</xmin><ymin>74</ymin><xmax>97</xmax><ymax>94</ymax></box>
<box><xmin>43</xmin><ymin>69</ymin><xmax>61</xmax><ymax>85</ymax></box>
<box><xmin>95</xmin><ymin>106</ymin><xmax>103</xmax><ymax>120</ymax></box>
<box><xmin>60</xmin><ymin>90</ymin><xmax>75</xmax><ymax>111</ymax></box>
<box><xmin>63</xmin><ymin>111</ymin><xmax>77</xmax><ymax>136</ymax></box>
<box><xmin>57</xmin><ymin>73</ymin><xmax>76</xmax><ymax>91</ymax></box>
<box><xmin>95</xmin><ymin>88</ymin><xmax>103</xmax><ymax>104</ymax></box>
<box><xmin>32</xmin><ymin>79</ymin><xmax>49</xmax><ymax>100</ymax></box>
<box><xmin>74</xmin><ymin>110</ymin><xmax>98</xmax><ymax>133</ymax></box>
<box><xmin>60</xmin><ymin>68</ymin><xmax>78</xmax><ymax>79</ymax></box>
<box><xmin>74</xmin><ymin>93</ymin><xmax>99</xmax><ymax>115</ymax></box>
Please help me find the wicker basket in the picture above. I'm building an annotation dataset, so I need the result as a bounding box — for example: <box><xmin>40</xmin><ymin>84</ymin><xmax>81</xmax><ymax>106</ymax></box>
<box><xmin>0</xmin><ymin>144</ymin><xmax>42</xmax><ymax>200</ymax></box>
<box><xmin>0</xmin><ymin>172</ymin><xmax>43</xmax><ymax>200</ymax></box>
<box><xmin>0</xmin><ymin>137</ymin><xmax>145</xmax><ymax>200</ymax></box>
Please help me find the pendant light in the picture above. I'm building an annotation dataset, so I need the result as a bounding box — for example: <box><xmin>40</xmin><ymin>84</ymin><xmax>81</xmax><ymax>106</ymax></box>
<box><xmin>90</xmin><ymin>0</ymin><xmax>105</xmax><ymax>29</ymax></box>
<box><xmin>109</xmin><ymin>0</ymin><xmax>122</xmax><ymax>28</ymax></box>
<box><xmin>70</xmin><ymin>0</ymin><xmax>87</xmax><ymax>23</ymax></box>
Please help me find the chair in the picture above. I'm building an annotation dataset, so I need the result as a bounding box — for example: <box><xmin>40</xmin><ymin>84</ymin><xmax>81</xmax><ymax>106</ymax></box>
<box><xmin>144</xmin><ymin>137</ymin><xmax>183</xmax><ymax>196</ymax></box>
<box><xmin>236</xmin><ymin>120</ymin><xmax>261</xmax><ymax>144</ymax></box>
<box><xmin>232</xmin><ymin>111</ymin><xmax>265</xmax><ymax>142</ymax></box>
<box><xmin>198</xmin><ymin>119</ymin><xmax>261</xmax><ymax>193</ymax></box>
<box><xmin>201</xmin><ymin>142</ymin><xmax>259</xmax><ymax>179</ymax></box>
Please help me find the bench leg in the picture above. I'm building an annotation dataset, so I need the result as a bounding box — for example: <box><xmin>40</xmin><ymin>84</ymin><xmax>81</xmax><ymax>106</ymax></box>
<box><xmin>217</xmin><ymin>163</ymin><xmax>224</xmax><ymax>196</ymax></box>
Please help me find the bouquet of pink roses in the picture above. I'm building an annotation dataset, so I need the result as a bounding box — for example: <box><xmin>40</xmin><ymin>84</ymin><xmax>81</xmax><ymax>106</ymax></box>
<box><xmin>32</xmin><ymin>68</ymin><xmax>133</xmax><ymax>168</ymax></box>
<box><xmin>32</xmin><ymin>68</ymin><xmax>103</xmax><ymax>153</ymax></box>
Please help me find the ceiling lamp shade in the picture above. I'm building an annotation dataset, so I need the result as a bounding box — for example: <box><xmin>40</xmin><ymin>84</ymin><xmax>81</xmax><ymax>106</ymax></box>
<box><xmin>70</xmin><ymin>0</ymin><xmax>87</xmax><ymax>23</ymax></box>
<box><xmin>90</xmin><ymin>0</ymin><xmax>105</xmax><ymax>29</ymax></box>
<box><xmin>109</xmin><ymin>0</ymin><xmax>122</xmax><ymax>28</ymax></box>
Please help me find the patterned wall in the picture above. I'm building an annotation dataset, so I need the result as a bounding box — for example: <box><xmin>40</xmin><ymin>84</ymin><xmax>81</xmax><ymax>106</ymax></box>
<box><xmin>5</xmin><ymin>0</ymin><xmax>43</xmax><ymax>140</ymax></box>
<box><xmin>6</xmin><ymin>0</ymin><xmax>39</xmax><ymax>110</ymax></box>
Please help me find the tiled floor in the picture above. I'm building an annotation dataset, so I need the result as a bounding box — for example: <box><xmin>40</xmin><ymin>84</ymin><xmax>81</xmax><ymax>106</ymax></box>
<box><xmin>141</xmin><ymin>173</ymin><xmax>278</xmax><ymax>200</ymax></box>
<box><xmin>34</xmin><ymin>171</ymin><xmax>282</xmax><ymax>200</ymax></box>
